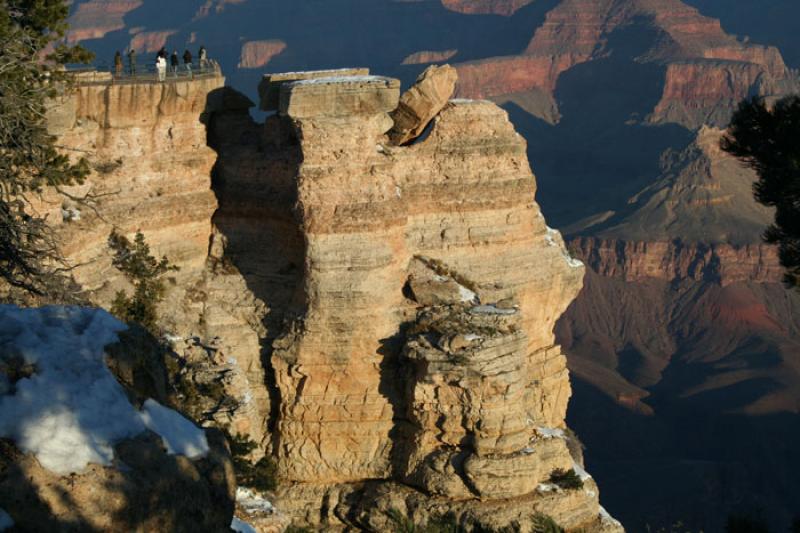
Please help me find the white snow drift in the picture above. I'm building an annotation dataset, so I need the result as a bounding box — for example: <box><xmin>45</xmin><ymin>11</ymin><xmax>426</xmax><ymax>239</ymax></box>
<box><xmin>0</xmin><ymin>305</ymin><xmax>209</xmax><ymax>476</ymax></box>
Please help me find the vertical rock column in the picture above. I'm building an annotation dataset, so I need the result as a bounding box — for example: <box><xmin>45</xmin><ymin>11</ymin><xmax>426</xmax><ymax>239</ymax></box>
<box><xmin>271</xmin><ymin>77</ymin><xmax>408</xmax><ymax>482</ymax></box>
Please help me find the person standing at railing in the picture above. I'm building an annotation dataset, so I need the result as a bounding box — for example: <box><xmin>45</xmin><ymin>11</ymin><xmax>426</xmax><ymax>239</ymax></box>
<box><xmin>127</xmin><ymin>49</ymin><xmax>137</xmax><ymax>76</ymax></box>
<box><xmin>183</xmin><ymin>49</ymin><xmax>193</xmax><ymax>75</ymax></box>
<box><xmin>199</xmin><ymin>46</ymin><xmax>207</xmax><ymax>71</ymax></box>
<box><xmin>170</xmin><ymin>50</ymin><xmax>179</xmax><ymax>76</ymax></box>
<box><xmin>156</xmin><ymin>55</ymin><xmax>167</xmax><ymax>82</ymax></box>
<box><xmin>114</xmin><ymin>51</ymin><xmax>123</xmax><ymax>77</ymax></box>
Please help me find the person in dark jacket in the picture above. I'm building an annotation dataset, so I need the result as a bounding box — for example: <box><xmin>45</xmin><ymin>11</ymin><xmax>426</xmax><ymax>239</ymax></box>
<box><xmin>127</xmin><ymin>48</ymin><xmax>136</xmax><ymax>76</ymax></box>
<box><xmin>170</xmin><ymin>50</ymin><xmax>179</xmax><ymax>76</ymax></box>
<box><xmin>114</xmin><ymin>51</ymin><xmax>123</xmax><ymax>77</ymax></box>
<box><xmin>182</xmin><ymin>49</ymin><xmax>193</xmax><ymax>74</ymax></box>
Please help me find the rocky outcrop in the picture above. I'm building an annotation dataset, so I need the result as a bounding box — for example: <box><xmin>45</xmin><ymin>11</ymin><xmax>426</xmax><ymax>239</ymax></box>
<box><xmin>257</xmin><ymin>68</ymin><xmax>370</xmax><ymax>111</ymax></box>
<box><xmin>441</xmin><ymin>0</ymin><xmax>535</xmax><ymax>16</ymax></box>
<box><xmin>66</xmin><ymin>0</ymin><xmax>144</xmax><ymax>43</ymax></box>
<box><xmin>402</xmin><ymin>50</ymin><xmax>459</xmax><ymax>65</ymax></box>
<box><xmin>0</xmin><ymin>307</ymin><xmax>235</xmax><ymax>532</ymax></box>
<box><xmin>453</xmin><ymin>0</ymin><xmax>798</xmax><ymax>128</ymax></box>
<box><xmin>44</xmin><ymin>73</ymin><xmax>272</xmax><ymax>446</ymax></box>
<box><xmin>648</xmin><ymin>59</ymin><xmax>796</xmax><ymax>128</ymax></box>
<box><xmin>238</xmin><ymin>40</ymin><xmax>287</xmax><ymax>69</ymax></box>
<box><xmin>569</xmin><ymin>238</ymin><xmax>782</xmax><ymax>286</ymax></box>
<box><xmin>389</xmin><ymin>64</ymin><xmax>458</xmax><ymax>145</ymax></box>
<box><xmin>42</xmin><ymin>68</ymin><xmax>617</xmax><ymax>530</ymax></box>
<box><xmin>220</xmin><ymin>70</ymin><xmax>614</xmax><ymax>530</ymax></box>
<box><xmin>1</xmin><ymin>432</ymin><xmax>234</xmax><ymax>532</ymax></box>
<box><xmin>567</xmin><ymin>126</ymin><xmax>775</xmax><ymax>244</ymax></box>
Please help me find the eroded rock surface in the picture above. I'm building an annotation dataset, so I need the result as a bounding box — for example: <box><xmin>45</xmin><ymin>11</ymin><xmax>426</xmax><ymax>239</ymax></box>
<box><xmin>42</xmin><ymin>70</ymin><xmax>618</xmax><ymax>531</ymax></box>
<box><xmin>389</xmin><ymin>64</ymin><xmax>458</xmax><ymax>145</ymax></box>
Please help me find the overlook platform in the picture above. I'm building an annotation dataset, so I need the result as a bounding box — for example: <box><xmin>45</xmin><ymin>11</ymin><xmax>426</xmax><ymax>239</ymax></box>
<box><xmin>66</xmin><ymin>61</ymin><xmax>223</xmax><ymax>86</ymax></box>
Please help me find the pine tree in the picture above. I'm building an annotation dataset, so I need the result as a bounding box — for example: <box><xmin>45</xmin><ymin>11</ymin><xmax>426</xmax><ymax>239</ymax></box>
<box><xmin>108</xmin><ymin>231</ymin><xmax>178</xmax><ymax>333</ymax></box>
<box><xmin>0</xmin><ymin>1</ymin><xmax>93</xmax><ymax>297</ymax></box>
<box><xmin>721</xmin><ymin>95</ymin><xmax>800</xmax><ymax>289</ymax></box>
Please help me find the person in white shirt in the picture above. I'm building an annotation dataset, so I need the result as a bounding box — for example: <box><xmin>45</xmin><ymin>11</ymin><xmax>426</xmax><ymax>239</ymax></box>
<box><xmin>156</xmin><ymin>55</ymin><xmax>167</xmax><ymax>82</ymax></box>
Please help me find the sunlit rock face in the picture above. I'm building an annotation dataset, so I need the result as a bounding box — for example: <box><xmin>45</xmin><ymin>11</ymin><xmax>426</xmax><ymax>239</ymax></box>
<box><xmin>209</xmin><ymin>70</ymin><xmax>616</xmax><ymax>531</ymax></box>
<box><xmin>45</xmin><ymin>74</ymin><xmax>271</xmax><ymax>447</ymax></box>
<box><xmin>43</xmin><ymin>68</ymin><xmax>618</xmax><ymax>530</ymax></box>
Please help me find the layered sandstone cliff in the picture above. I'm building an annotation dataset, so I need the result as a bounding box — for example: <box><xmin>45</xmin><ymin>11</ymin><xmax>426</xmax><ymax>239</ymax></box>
<box><xmin>44</xmin><ymin>73</ymin><xmax>271</xmax><ymax>447</ymax></box>
<box><xmin>214</xmin><ymin>69</ymin><xmax>617</xmax><ymax>531</ymax></box>
<box><xmin>452</xmin><ymin>0</ymin><xmax>798</xmax><ymax>128</ymax></box>
<box><xmin>43</xmin><ymin>68</ymin><xmax>620</xmax><ymax>530</ymax></box>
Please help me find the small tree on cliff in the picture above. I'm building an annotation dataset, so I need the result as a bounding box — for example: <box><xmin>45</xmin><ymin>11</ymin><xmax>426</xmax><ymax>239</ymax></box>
<box><xmin>108</xmin><ymin>231</ymin><xmax>177</xmax><ymax>333</ymax></box>
<box><xmin>721</xmin><ymin>95</ymin><xmax>800</xmax><ymax>289</ymax></box>
<box><xmin>0</xmin><ymin>1</ymin><xmax>93</xmax><ymax>298</ymax></box>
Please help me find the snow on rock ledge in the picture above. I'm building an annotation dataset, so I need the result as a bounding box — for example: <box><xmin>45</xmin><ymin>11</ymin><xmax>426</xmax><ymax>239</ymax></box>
<box><xmin>0</xmin><ymin>305</ymin><xmax>208</xmax><ymax>475</ymax></box>
<box><xmin>0</xmin><ymin>306</ymin><xmax>234</xmax><ymax>532</ymax></box>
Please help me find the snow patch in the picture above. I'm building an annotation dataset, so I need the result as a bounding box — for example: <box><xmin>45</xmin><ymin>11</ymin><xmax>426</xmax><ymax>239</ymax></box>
<box><xmin>536</xmin><ymin>426</ymin><xmax>565</xmax><ymax>439</ymax></box>
<box><xmin>140</xmin><ymin>399</ymin><xmax>209</xmax><ymax>459</ymax></box>
<box><xmin>545</xmin><ymin>226</ymin><xmax>583</xmax><ymax>268</ymax></box>
<box><xmin>231</xmin><ymin>517</ymin><xmax>257</xmax><ymax>533</ymax></box>
<box><xmin>61</xmin><ymin>206</ymin><xmax>81</xmax><ymax>222</ymax></box>
<box><xmin>537</xmin><ymin>483</ymin><xmax>558</xmax><ymax>493</ymax></box>
<box><xmin>449</xmin><ymin>98</ymin><xmax>489</xmax><ymax>105</ymax></box>
<box><xmin>572</xmin><ymin>461</ymin><xmax>592</xmax><ymax>481</ymax></box>
<box><xmin>469</xmin><ymin>305</ymin><xmax>517</xmax><ymax>316</ymax></box>
<box><xmin>0</xmin><ymin>508</ymin><xmax>13</xmax><ymax>531</ymax></box>
<box><xmin>599</xmin><ymin>506</ymin><xmax>622</xmax><ymax>527</ymax></box>
<box><xmin>545</xmin><ymin>226</ymin><xmax>559</xmax><ymax>247</ymax></box>
<box><xmin>463</xmin><ymin>334</ymin><xmax>482</xmax><ymax>342</ymax></box>
<box><xmin>458</xmin><ymin>284</ymin><xmax>478</xmax><ymax>304</ymax></box>
<box><xmin>0</xmin><ymin>306</ymin><xmax>208</xmax><ymax>475</ymax></box>
<box><xmin>290</xmin><ymin>75</ymin><xmax>390</xmax><ymax>87</ymax></box>
<box><xmin>236</xmin><ymin>487</ymin><xmax>274</xmax><ymax>515</ymax></box>
<box><xmin>163</xmin><ymin>333</ymin><xmax>183</xmax><ymax>344</ymax></box>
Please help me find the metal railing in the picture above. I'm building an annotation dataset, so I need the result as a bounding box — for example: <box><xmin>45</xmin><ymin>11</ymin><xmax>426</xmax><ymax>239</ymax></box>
<box><xmin>66</xmin><ymin>59</ymin><xmax>222</xmax><ymax>85</ymax></box>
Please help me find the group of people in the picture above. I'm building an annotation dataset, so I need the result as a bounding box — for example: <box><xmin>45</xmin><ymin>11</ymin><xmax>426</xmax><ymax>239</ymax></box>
<box><xmin>113</xmin><ymin>46</ymin><xmax>209</xmax><ymax>81</ymax></box>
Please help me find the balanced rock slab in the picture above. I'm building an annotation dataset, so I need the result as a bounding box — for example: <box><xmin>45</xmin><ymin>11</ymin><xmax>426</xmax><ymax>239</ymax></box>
<box><xmin>389</xmin><ymin>64</ymin><xmax>458</xmax><ymax>145</ymax></box>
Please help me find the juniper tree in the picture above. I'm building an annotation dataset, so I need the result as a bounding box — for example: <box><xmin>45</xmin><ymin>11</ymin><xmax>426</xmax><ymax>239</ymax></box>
<box><xmin>722</xmin><ymin>95</ymin><xmax>800</xmax><ymax>289</ymax></box>
<box><xmin>108</xmin><ymin>231</ymin><xmax>178</xmax><ymax>333</ymax></box>
<box><xmin>0</xmin><ymin>1</ymin><xmax>92</xmax><ymax>297</ymax></box>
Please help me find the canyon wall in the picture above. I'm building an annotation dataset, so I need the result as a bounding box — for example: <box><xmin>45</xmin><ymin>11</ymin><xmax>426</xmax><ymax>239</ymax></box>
<box><xmin>214</xmin><ymin>71</ymin><xmax>618</xmax><ymax>531</ymax></box>
<box><xmin>44</xmin><ymin>69</ymin><xmax>621</xmax><ymax>530</ymax></box>
<box><xmin>45</xmin><ymin>73</ymin><xmax>272</xmax><ymax>446</ymax></box>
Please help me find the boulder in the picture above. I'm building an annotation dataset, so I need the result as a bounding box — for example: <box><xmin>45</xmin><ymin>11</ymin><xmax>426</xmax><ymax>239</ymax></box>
<box><xmin>389</xmin><ymin>64</ymin><xmax>458</xmax><ymax>145</ymax></box>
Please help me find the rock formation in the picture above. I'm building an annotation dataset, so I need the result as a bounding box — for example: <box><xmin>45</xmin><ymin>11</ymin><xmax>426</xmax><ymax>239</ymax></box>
<box><xmin>402</xmin><ymin>50</ymin><xmax>459</xmax><ymax>66</ymax></box>
<box><xmin>38</xmin><ymin>66</ymin><xmax>620</xmax><ymax>530</ymax></box>
<box><xmin>213</xmin><ymin>68</ymin><xmax>613</xmax><ymax>531</ymax></box>
<box><xmin>389</xmin><ymin>64</ymin><xmax>458</xmax><ymax>144</ymax></box>
<box><xmin>43</xmin><ymin>72</ymin><xmax>272</xmax><ymax>447</ymax></box>
<box><xmin>452</xmin><ymin>0</ymin><xmax>799</xmax><ymax>127</ymax></box>
<box><xmin>441</xmin><ymin>0</ymin><xmax>536</xmax><ymax>16</ymax></box>
<box><xmin>238</xmin><ymin>40</ymin><xmax>287</xmax><ymax>69</ymax></box>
